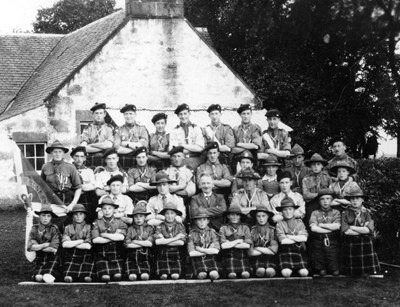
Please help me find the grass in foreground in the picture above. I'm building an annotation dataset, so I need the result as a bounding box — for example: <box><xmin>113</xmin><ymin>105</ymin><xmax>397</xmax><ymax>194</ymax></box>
<box><xmin>1</xmin><ymin>209</ymin><xmax>399</xmax><ymax>307</ymax></box>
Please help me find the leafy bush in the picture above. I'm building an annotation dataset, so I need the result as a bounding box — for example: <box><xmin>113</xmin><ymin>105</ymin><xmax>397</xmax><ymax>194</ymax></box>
<box><xmin>358</xmin><ymin>158</ymin><xmax>400</xmax><ymax>263</ymax></box>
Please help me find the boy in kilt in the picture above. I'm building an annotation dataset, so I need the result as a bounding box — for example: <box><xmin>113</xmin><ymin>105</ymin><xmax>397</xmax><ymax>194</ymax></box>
<box><xmin>27</xmin><ymin>204</ymin><xmax>61</xmax><ymax>283</ymax></box>
<box><xmin>276</xmin><ymin>197</ymin><xmax>309</xmax><ymax>278</ymax></box>
<box><xmin>188</xmin><ymin>208</ymin><xmax>221</xmax><ymax>280</ymax></box>
<box><xmin>124</xmin><ymin>201</ymin><xmax>154</xmax><ymax>281</ymax></box>
<box><xmin>341</xmin><ymin>187</ymin><xmax>380</xmax><ymax>276</ymax></box>
<box><xmin>154</xmin><ymin>202</ymin><xmax>187</xmax><ymax>280</ymax></box>
<box><xmin>62</xmin><ymin>204</ymin><xmax>95</xmax><ymax>282</ymax></box>
<box><xmin>219</xmin><ymin>204</ymin><xmax>252</xmax><ymax>279</ymax></box>
<box><xmin>92</xmin><ymin>196</ymin><xmax>128</xmax><ymax>282</ymax></box>
<box><xmin>248</xmin><ymin>204</ymin><xmax>278</xmax><ymax>278</ymax></box>
<box><xmin>309</xmin><ymin>189</ymin><xmax>341</xmax><ymax>277</ymax></box>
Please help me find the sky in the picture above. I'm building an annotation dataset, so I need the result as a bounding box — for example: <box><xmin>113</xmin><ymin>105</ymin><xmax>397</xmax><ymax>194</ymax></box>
<box><xmin>0</xmin><ymin>0</ymin><xmax>124</xmax><ymax>34</ymax></box>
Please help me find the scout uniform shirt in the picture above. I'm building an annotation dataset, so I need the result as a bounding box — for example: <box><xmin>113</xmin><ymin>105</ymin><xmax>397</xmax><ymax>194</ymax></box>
<box><xmin>196</xmin><ymin>160</ymin><xmax>232</xmax><ymax>183</ymax></box>
<box><xmin>250</xmin><ymin>224</ymin><xmax>278</xmax><ymax>253</ymax></box>
<box><xmin>164</xmin><ymin>165</ymin><xmax>196</xmax><ymax>195</ymax></box>
<box><xmin>330</xmin><ymin>180</ymin><xmax>360</xmax><ymax>199</ymax></box>
<box><xmin>341</xmin><ymin>207</ymin><xmax>375</xmax><ymax>233</ymax></box>
<box><xmin>276</xmin><ymin>218</ymin><xmax>308</xmax><ymax>242</ymax></box>
<box><xmin>95</xmin><ymin>168</ymin><xmax>129</xmax><ymax>192</ymax></box>
<box><xmin>233</xmin><ymin>123</ymin><xmax>262</xmax><ymax>149</ymax></box>
<box><xmin>41</xmin><ymin>160</ymin><xmax>82</xmax><ymax>193</ymax></box>
<box><xmin>270</xmin><ymin>191</ymin><xmax>306</xmax><ymax>218</ymax></box>
<box><xmin>259</xmin><ymin>128</ymin><xmax>291</xmax><ymax>155</ymax></box>
<box><xmin>302</xmin><ymin>171</ymin><xmax>332</xmax><ymax>202</ymax></box>
<box><xmin>146</xmin><ymin>193</ymin><xmax>186</xmax><ymax>221</ymax></box>
<box><xmin>28</xmin><ymin>223</ymin><xmax>61</xmax><ymax>251</ymax></box>
<box><xmin>91</xmin><ymin>217</ymin><xmax>128</xmax><ymax>238</ymax></box>
<box><xmin>309</xmin><ymin>208</ymin><xmax>341</xmax><ymax>229</ymax></box>
<box><xmin>230</xmin><ymin>188</ymin><xmax>272</xmax><ymax>213</ymax></box>
<box><xmin>169</xmin><ymin>122</ymin><xmax>205</xmax><ymax>150</ymax></box>
<box><xmin>149</xmin><ymin>131</ymin><xmax>169</xmax><ymax>153</ymax></box>
<box><xmin>114</xmin><ymin>123</ymin><xmax>149</xmax><ymax>149</ymax></box>
<box><xmin>62</xmin><ymin>222</ymin><xmax>92</xmax><ymax>244</ymax></box>
<box><xmin>80</xmin><ymin>121</ymin><xmax>114</xmax><ymax>145</ymax></box>
<box><xmin>127</xmin><ymin>165</ymin><xmax>157</xmax><ymax>187</ymax></box>
<box><xmin>125</xmin><ymin>223</ymin><xmax>154</xmax><ymax>245</ymax></box>
<box><xmin>203</xmin><ymin>123</ymin><xmax>235</xmax><ymax>149</ymax></box>
<box><xmin>219</xmin><ymin>223</ymin><xmax>252</xmax><ymax>244</ymax></box>
<box><xmin>283</xmin><ymin>164</ymin><xmax>311</xmax><ymax>194</ymax></box>
<box><xmin>188</xmin><ymin>226</ymin><xmax>220</xmax><ymax>252</ymax></box>
<box><xmin>154</xmin><ymin>221</ymin><xmax>186</xmax><ymax>240</ymax></box>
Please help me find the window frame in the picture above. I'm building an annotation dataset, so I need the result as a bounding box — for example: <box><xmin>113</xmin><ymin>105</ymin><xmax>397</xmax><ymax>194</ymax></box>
<box><xmin>17</xmin><ymin>142</ymin><xmax>47</xmax><ymax>171</ymax></box>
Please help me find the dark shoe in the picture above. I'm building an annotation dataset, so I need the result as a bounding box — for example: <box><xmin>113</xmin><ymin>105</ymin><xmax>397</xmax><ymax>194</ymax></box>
<box><xmin>319</xmin><ymin>270</ymin><xmax>327</xmax><ymax>276</ymax></box>
<box><xmin>332</xmin><ymin>270</ymin><xmax>340</xmax><ymax>276</ymax></box>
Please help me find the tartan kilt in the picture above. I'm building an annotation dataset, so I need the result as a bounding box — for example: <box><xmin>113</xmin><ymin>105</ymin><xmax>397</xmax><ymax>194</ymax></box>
<box><xmin>94</xmin><ymin>242</ymin><xmax>124</xmax><ymax>277</ymax></box>
<box><xmin>118</xmin><ymin>154</ymin><xmax>135</xmax><ymax>171</ymax></box>
<box><xmin>342</xmin><ymin>235</ymin><xmax>380</xmax><ymax>276</ymax></box>
<box><xmin>63</xmin><ymin>248</ymin><xmax>95</xmax><ymax>281</ymax></box>
<box><xmin>86</xmin><ymin>153</ymin><xmax>103</xmax><ymax>169</ymax></box>
<box><xmin>156</xmin><ymin>247</ymin><xmax>182</xmax><ymax>276</ymax></box>
<box><xmin>191</xmin><ymin>255</ymin><xmax>221</xmax><ymax>276</ymax></box>
<box><xmin>125</xmin><ymin>248</ymin><xmax>151</xmax><ymax>275</ymax></box>
<box><xmin>33</xmin><ymin>251</ymin><xmax>61</xmax><ymax>277</ymax></box>
<box><xmin>221</xmin><ymin>248</ymin><xmax>251</xmax><ymax>274</ymax></box>
<box><xmin>251</xmin><ymin>254</ymin><xmax>277</xmax><ymax>271</ymax></box>
<box><xmin>278</xmin><ymin>244</ymin><xmax>307</xmax><ymax>270</ymax></box>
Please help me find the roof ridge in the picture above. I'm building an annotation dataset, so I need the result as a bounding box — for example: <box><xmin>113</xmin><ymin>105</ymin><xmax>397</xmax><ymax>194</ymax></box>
<box><xmin>0</xmin><ymin>33</ymin><xmax>65</xmax><ymax>37</ymax></box>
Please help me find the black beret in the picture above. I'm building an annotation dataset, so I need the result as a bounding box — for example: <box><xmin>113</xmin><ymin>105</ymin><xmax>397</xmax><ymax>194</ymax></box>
<box><xmin>90</xmin><ymin>102</ymin><xmax>106</xmax><ymax>112</ymax></box>
<box><xmin>120</xmin><ymin>104</ymin><xmax>136</xmax><ymax>113</ymax></box>
<box><xmin>204</xmin><ymin>142</ymin><xmax>219</xmax><ymax>152</ymax></box>
<box><xmin>70</xmin><ymin>146</ymin><xmax>87</xmax><ymax>157</ymax></box>
<box><xmin>102</xmin><ymin>148</ymin><xmax>118</xmax><ymax>159</ymax></box>
<box><xmin>106</xmin><ymin>174</ymin><xmax>124</xmax><ymax>186</ymax></box>
<box><xmin>168</xmin><ymin>146</ymin><xmax>185</xmax><ymax>156</ymax></box>
<box><xmin>206</xmin><ymin>104</ymin><xmax>222</xmax><ymax>113</ymax></box>
<box><xmin>151</xmin><ymin>112</ymin><xmax>168</xmax><ymax>124</ymax></box>
<box><xmin>265</xmin><ymin>109</ymin><xmax>281</xmax><ymax>118</ymax></box>
<box><xmin>237</xmin><ymin>104</ymin><xmax>252</xmax><ymax>114</ymax></box>
<box><xmin>133</xmin><ymin>146</ymin><xmax>147</xmax><ymax>156</ymax></box>
<box><xmin>277</xmin><ymin>171</ymin><xmax>292</xmax><ymax>182</ymax></box>
<box><xmin>174</xmin><ymin>104</ymin><xmax>190</xmax><ymax>115</ymax></box>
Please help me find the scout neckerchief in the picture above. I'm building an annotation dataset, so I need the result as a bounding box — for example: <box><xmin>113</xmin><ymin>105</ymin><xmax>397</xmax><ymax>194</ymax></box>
<box><xmin>93</xmin><ymin>121</ymin><xmax>104</xmax><ymax>143</ymax></box>
<box><xmin>207</xmin><ymin>160</ymin><xmax>220</xmax><ymax>178</ymax></box>
<box><xmin>155</xmin><ymin>131</ymin><xmax>166</xmax><ymax>150</ymax></box>
<box><xmin>102</xmin><ymin>216</ymin><xmax>114</xmax><ymax>233</ymax></box>
<box><xmin>245</xmin><ymin>189</ymin><xmax>257</xmax><ymax>208</ymax></box>
<box><xmin>240</xmin><ymin>123</ymin><xmax>251</xmax><ymax>143</ymax></box>
<box><xmin>286</xmin><ymin>218</ymin><xmax>298</xmax><ymax>236</ymax></box>
<box><xmin>228</xmin><ymin>222</ymin><xmax>240</xmax><ymax>240</ymax></box>
<box><xmin>319</xmin><ymin>209</ymin><xmax>332</xmax><ymax>246</ymax></box>
<box><xmin>293</xmin><ymin>165</ymin><xmax>304</xmax><ymax>187</ymax></box>
<box><xmin>37</xmin><ymin>223</ymin><xmax>49</xmax><ymax>240</ymax></box>
<box><xmin>166</xmin><ymin>222</ymin><xmax>176</xmax><ymax>238</ymax></box>
<box><xmin>256</xmin><ymin>225</ymin><xmax>270</xmax><ymax>247</ymax></box>
<box><xmin>72</xmin><ymin>221</ymin><xmax>86</xmax><ymax>240</ymax></box>
<box><xmin>338</xmin><ymin>178</ymin><xmax>350</xmax><ymax>197</ymax></box>
<box><xmin>180</xmin><ymin>121</ymin><xmax>192</xmax><ymax>143</ymax></box>
<box><xmin>137</xmin><ymin>165</ymin><xmax>148</xmax><ymax>180</ymax></box>
<box><xmin>124</xmin><ymin>123</ymin><xmax>138</xmax><ymax>142</ymax></box>
<box><xmin>52</xmin><ymin>159</ymin><xmax>68</xmax><ymax>192</ymax></box>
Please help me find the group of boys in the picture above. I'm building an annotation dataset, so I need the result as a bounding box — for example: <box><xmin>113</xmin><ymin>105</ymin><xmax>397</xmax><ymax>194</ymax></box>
<box><xmin>28</xmin><ymin>102</ymin><xmax>380</xmax><ymax>283</ymax></box>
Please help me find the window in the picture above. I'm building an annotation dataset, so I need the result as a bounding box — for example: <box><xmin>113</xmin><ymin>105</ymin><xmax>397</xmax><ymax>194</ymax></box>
<box><xmin>18</xmin><ymin>143</ymin><xmax>46</xmax><ymax>171</ymax></box>
<box><xmin>80</xmin><ymin>122</ymin><xmax>91</xmax><ymax>133</ymax></box>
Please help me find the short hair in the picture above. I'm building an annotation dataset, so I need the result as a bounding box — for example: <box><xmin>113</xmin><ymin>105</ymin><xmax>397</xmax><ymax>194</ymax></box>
<box><xmin>199</xmin><ymin>173</ymin><xmax>213</xmax><ymax>182</ymax></box>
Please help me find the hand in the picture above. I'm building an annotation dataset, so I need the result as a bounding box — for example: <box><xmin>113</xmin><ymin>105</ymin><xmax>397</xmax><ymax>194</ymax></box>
<box><xmin>97</xmin><ymin>211</ymin><xmax>104</xmax><ymax>219</ymax></box>
<box><xmin>272</xmin><ymin>215</ymin><xmax>283</xmax><ymax>222</ymax></box>
<box><xmin>176</xmin><ymin>233</ymin><xmax>186</xmax><ymax>240</ymax></box>
<box><xmin>67</xmin><ymin>203</ymin><xmax>76</xmax><ymax>212</ymax></box>
<box><xmin>121</xmin><ymin>141</ymin><xmax>128</xmax><ymax>147</ymax></box>
<box><xmin>104</xmin><ymin>186</ymin><xmax>110</xmax><ymax>191</ymax></box>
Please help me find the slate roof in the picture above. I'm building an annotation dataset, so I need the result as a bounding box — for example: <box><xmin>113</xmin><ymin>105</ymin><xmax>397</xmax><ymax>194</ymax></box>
<box><xmin>0</xmin><ymin>10</ymin><xmax>127</xmax><ymax>120</ymax></box>
<box><xmin>0</xmin><ymin>34</ymin><xmax>63</xmax><ymax>114</ymax></box>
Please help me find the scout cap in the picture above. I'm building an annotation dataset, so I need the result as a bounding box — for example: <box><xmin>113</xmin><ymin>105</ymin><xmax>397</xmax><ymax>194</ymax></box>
<box><xmin>304</xmin><ymin>153</ymin><xmax>328</xmax><ymax>167</ymax></box>
<box><xmin>238</xmin><ymin>150</ymin><xmax>254</xmax><ymax>162</ymax></box>
<box><xmin>106</xmin><ymin>174</ymin><xmax>124</xmax><ymax>186</ymax></box>
<box><xmin>265</xmin><ymin>109</ymin><xmax>281</xmax><ymax>118</ymax></box>
<box><xmin>192</xmin><ymin>208</ymin><xmax>212</xmax><ymax>219</ymax></box>
<box><xmin>68</xmin><ymin>204</ymin><xmax>88</xmax><ymax>215</ymax></box>
<box><xmin>129</xmin><ymin>201</ymin><xmax>150</xmax><ymax>217</ymax></box>
<box><xmin>168</xmin><ymin>146</ymin><xmax>184</xmax><ymax>156</ymax></box>
<box><xmin>70</xmin><ymin>146</ymin><xmax>87</xmax><ymax>157</ymax></box>
<box><xmin>261</xmin><ymin>155</ymin><xmax>281</xmax><ymax>166</ymax></box>
<box><xmin>318</xmin><ymin>188</ymin><xmax>334</xmax><ymax>198</ymax></box>
<box><xmin>175</xmin><ymin>103</ymin><xmax>190</xmax><ymax>115</ymax></box>
<box><xmin>236</xmin><ymin>169</ymin><xmax>262</xmax><ymax>180</ymax></box>
<box><xmin>329</xmin><ymin>161</ymin><xmax>355</xmax><ymax>176</ymax></box>
<box><xmin>204</xmin><ymin>142</ymin><xmax>219</xmax><ymax>153</ymax></box>
<box><xmin>206</xmin><ymin>104</ymin><xmax>222</xmax><ymax>113</ymax></box>
<box><xmin>237</xmin><ymin>104</ymin><xmax>252</xmax><ymax>114</ymax></box>
<box><xmin>276</xmin><ymin>196</ymin><xmax>299</xmax><ymax>211</ymax></box>
<box><xmin>160</xmin><ymin>202</ymin><xmax>182</xmax><ymax>216</ymax></box>
<box><xmin>34</xmin><ymin>204</ymin><xmax>57</xmax><ymax>218</ymax></box>
<box><xmin>330</xmin><ymin>136</ymin><xmax>346</xmax><ymax>146</ymax></box>
<box><xmin>250</xmin><ymin>203</ymin><xmax>275</xmax><ymax>218</ymax></box>
<box><xmin>46</xmin><ymin>140</ymin><xmax>69</xmax><ymax>154</ymax></box>
<box><xmin>289</xmin><ymin>144</ymin><xmax>305</xmax><ymax>157</ymax></box>
<box><xmin>344</xmin><ymin>186</ymin><xmax>368</xmax><ymax>200</ymax></box>
<box><xmin>90</xmin><ymin>102</ymin><xmax>106</xmax><ymax>112</ymax></box>
<box><xmin>120</xmin><ymin>104</ymin><xmax>136</xmax><ymax>113</ymax></box>
<box><xmin>225</xmin><ymin>204</ymin><xmax>246</xmax><ymax>216</ymax></box>
<box><xmin>150</xmin><ymin>171</ymin><xmax>177</xmax><ymax>186</ymax></box>
<box><xmin>133</xmin><ymin>146</ymin><xmax>147</xmax><ymax>157</ymax></box>
<box><xmin>151</xmin><ymin>113</ymin><xmax>167</xmax><ymax>124</ymax></box>
<box><xmin>102</xmin><ymin>148</ymin><xmax>118</xmax><ymax>159</ymax></box>
<box><xmin>98</xmin><ymin>195</ymin><xmax>119</xmax><ymax>208</ymax></box>
<box><xmin>277</xmin><ymin>171</ymin><xmax>292</xmax><ymax>182</ymax></box>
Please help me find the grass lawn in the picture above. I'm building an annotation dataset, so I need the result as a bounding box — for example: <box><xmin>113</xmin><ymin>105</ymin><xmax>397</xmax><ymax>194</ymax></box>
<box><xmin>1</xmin><ymin>209</ymin><xmax>400</xmax><ymax>307</ymax></box>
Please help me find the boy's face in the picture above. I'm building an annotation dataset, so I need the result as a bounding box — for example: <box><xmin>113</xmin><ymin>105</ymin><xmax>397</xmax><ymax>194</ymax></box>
<box><xmin>73</xmin><ymin>212</ymin><xmax>86</xmax><ymax>223</ymax></box>
<box><xmin>240</xmin><ymin>158</ymin><xmax>253</xmax><ymax>170</ymax></box>
<box><xmin>292</xmin><ymin>155</ymin><xmax>305</xmax><ymax>167</ymax></box>
<box><xmin>319</xmin><ymin>195</ymin><xmax>333</xmax><ymax>210</ymax></box>
<box><xmin>102</xmin><ymin>204</ymin><xmax>115</xmax><ymax>218</ymax></box>
<box><xmin>209</xmin><ymin>110</ymin><xmax>221</xmax><ymax>123</ymax></box>
<box><xmin>106</xmin><ymin>154</ymin><xmax>119</xmax><ymax>168</ymax></box>
<box><xmin>171</xmin><ymin>152</ymin><xmax>185</xmax><ymax>167</ymax></box>
<box><xmin>337</xmin><ymin>167</ymin><xmax>349</xmax><ymax>180</ymax></box>
<box><xmin>51</xmin><ymin>148</ymin><xmax>64</xmax><ymax>161</ymax></box>
<box><xmin>154</xmin><ymin>119</ymin><xmax>166</xmax><ymax>132</ymax></box>
<box><xmin>136</xmin><ymin>152</ymin><xmax>148</xmax><ymax>167</ymax></box>
<box><xmin>195</xmin><ymin>217</ymin><xmax>209</xmax><ymax>229</ymax></box>
<box><xmin>228</xmin><ymin>212</ymin><xmax>241</xmax><ymax>224</ymax></box>
<box><xmin>332</xmin><ymin>141</ymin><xmax>346</xmax><ymax>157</ymax></box>
<box><xmin>93</xmin><ymin>109</ymin><xmax>106</xmax><ymax>122</ymax></box>
<box><xmin>207</xmin><ymin>148</ymin><xmax>219</xmax><ymax>163</ymax></box>
<box><xmin>267</xmin><ymin>116</ymin><xmax>280</xmax><ymax>130</ymax></box>
<box><xmin>39</xmin><ymin>213</ymin><xmax>52</xmax><ymax>225</ymax></box>
<box><xmin>110</xmin><ymin>181</ymin><xmax>122</xmax><ymax>195</ymax></box>
<box><xmin>178</xmin><ymin>110</ymin><xmax>190</xmax><ymax>123</ymax></box>
<box><xmin>164</xmin><ymin>209</ymin><xmax>177</xmax><ymax>223</ymax></box>
<box><xmin>279</xmin><ymin>178</ymin><xmax>292</xmax><ymax>193</ymax></box>
<box><xmin>282</xmin><ymin>207</ymin><xmax>295</xmax><ymax>219</ymax></box>
<box><xmin>240</xmin><ymin>110</ymin><xmax>252</xmax><ymax>124</ymax></box>
<box><xmin>350</xmin><ymin>196</ymin><xmax>363</xmax><ymax>209</ymax></box>
<box><xmin>243</xmin><ymin>178</ymin><xmax>256</xmax><ymax>191</ymax></box>
<box><xmin>123</xmin><ymin>111</ymin><xmax>136</xmax><ymax>124</ymax></box>
<box><xmin>157</xmin><ymin>182</ymin><xmax>169</xmax><ymax>195</ymax></box>
<box><xmin>73</xmin><ymin>151</ymin><xmax>86</xmax><ymax>167</ymax></box>
<box><xmin>266</xmin><ymin>165</ymin><xmax>279</xmax><ymax>176</ymax></box>
<box><xmin>256</xmin><ymin>211</ymin><xmax>269</xmax><ymax>226</ymax></box>
<box><xmin>133</xmin><ymin>214</ymin><xmax>146</xmax><ymax>225</ymax></box>
<box><xmin>199</xmin><ymin>176</ymin><xmax>213</xmax><ymax>194</ymax></box>
<box><xmin>311</xmin><ymin>162</ymin><xmax>323</xmax><ymax>173</ymax></box>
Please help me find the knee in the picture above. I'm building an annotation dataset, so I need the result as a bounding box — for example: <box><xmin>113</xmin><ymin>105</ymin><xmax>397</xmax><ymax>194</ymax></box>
<box><xmin>255</xmin><ymin>268</ymin><xmax>265</xmax><ymax>277</ymax></box>
<box><xmin>298</xmin><ymin>268</ymin><xmax>309</xmax><ymax>277</ymax></box>
<box><xmin>281</xmin><ymin>268</ymin><xmax>292</xmax><ymax>278</ymax></box>
<box><xmin>265</xmin><ymin>268</ymin><xmax>276</xmax><ymax>278</ymax></box>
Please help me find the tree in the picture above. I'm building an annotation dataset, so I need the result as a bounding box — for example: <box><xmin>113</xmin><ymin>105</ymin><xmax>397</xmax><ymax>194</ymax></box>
<box><xmin>33</xmin><ymin>0</ymin><xmax>116</xmax><ymax>34</ymax></box>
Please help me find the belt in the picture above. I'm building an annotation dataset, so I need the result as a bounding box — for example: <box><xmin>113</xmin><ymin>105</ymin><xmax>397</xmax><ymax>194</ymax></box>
<box><xmin>311</xmin><ymin>232</ymin><xmax>339</xmax><ymax>241</ymax></box>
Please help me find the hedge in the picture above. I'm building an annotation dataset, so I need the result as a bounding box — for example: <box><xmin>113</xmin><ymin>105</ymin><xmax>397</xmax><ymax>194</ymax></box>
<box><xmin>358</xmin><ymin>158</ymin><xmax>400</xmax><ymax>263</ymax></box>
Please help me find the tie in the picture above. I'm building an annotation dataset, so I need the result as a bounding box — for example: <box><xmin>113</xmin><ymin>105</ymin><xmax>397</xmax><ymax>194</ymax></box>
<box><xmin>162</xmin><ymin>195</ymin><xmax>167</xmax><ymax>206</ymax></box>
